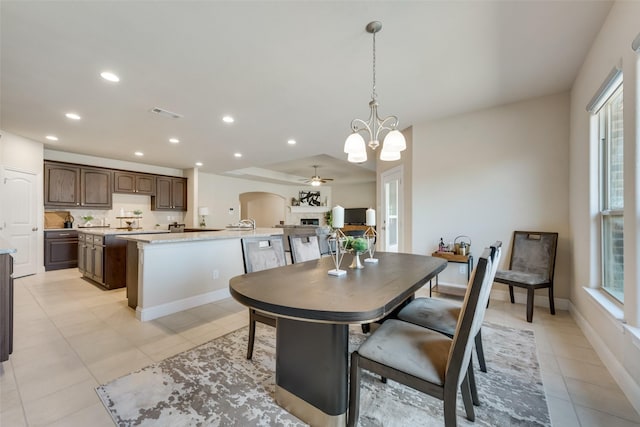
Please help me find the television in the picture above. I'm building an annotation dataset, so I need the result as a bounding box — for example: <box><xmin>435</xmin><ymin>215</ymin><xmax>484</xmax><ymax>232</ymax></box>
<box><xmin>344</xmin><ymin>208</ymin><xmax>367</xmax><ymax>225</ymax></box>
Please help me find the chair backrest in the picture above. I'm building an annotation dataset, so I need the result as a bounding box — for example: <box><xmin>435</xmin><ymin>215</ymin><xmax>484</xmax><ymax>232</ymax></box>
<box><xmin>240</xmin><ymin>235</ymin><xmax>286</xmax><ymax>273</ymax></box>
<box><xmin>508</xmin><ymin>231</ymin><xmax>558</xmax><ymax>282</ymax></box>
<box><xmin>444</xmin><ymin>248</ymin><xmax>493</xmax><ymax>390</ymax></box>
<box><xmin>289</xmin><ymin>235</ymin><xmax>321</xmax><ymax>263</ymax></box>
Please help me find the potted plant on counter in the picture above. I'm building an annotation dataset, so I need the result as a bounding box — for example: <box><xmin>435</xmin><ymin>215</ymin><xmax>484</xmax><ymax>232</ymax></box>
<box><xmin>81</xmin><ymin>215</ymin><xmax>94</xmax><ymax>227</ymax></box>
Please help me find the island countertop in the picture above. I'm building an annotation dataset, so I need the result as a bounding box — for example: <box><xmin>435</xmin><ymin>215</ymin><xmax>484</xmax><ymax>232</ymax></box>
<box><xmin>117</xmin><ymin>227</ymin><xmax>283</xmax><ymax>244</ymax></box>
<box><xmin>74</xmin><ymin>228</ymin><xmax>171</xmax><ymax>236</ymax></box>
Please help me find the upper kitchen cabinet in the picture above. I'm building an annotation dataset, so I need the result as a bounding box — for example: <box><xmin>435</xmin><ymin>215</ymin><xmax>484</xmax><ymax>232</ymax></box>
<box><xmin>44</xmin><ymin>161</ymin><xmax>112</xmax><ymax>209</ymax></box>
<box><xmin>152</xmin><ymin>176</ymin><xmax>187</xmax><ymax>211</ymax></box>
<box><xmin>113</xmin><ymin>171</ymin><xmax>155</xmax><ymax>195</ymax></box>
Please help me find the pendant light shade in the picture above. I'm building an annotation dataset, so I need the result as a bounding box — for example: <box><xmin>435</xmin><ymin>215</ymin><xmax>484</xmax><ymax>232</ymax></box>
<box><xmin>382</xmin><ymin>130</ymin><xmax>406</xmax><ymax>152</ymax></box>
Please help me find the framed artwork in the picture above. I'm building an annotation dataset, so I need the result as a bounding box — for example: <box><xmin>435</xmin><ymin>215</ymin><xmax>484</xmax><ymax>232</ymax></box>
<box><xmin>299</xmin><ymin>191</ymin><xmax>321</xmax><ymax>206</ymax></box>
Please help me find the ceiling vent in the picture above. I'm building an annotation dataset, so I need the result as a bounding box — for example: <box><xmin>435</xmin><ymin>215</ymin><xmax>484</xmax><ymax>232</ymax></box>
<box><xmin>149</xmin><ymin>107</ymin><xmax>182</xmax><ymax>119</ymax></box>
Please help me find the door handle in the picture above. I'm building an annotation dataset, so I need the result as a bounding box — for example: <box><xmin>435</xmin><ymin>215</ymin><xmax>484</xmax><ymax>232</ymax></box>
<box><xmin>32</xmin><ymin>227</ymin><xmax>38</xmax><ymax>231</ymax></box>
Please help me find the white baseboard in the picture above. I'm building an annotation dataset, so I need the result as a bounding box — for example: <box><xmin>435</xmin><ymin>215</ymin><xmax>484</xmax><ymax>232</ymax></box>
<box><xmin>136</xmin><ymin>288</ymin><xmax>231</xmax><ymax>321</ymax></box>
<box><xmin>570</xmin><ymin>302</ymin><xmax>640</xmax><ymax>416</ymax></box>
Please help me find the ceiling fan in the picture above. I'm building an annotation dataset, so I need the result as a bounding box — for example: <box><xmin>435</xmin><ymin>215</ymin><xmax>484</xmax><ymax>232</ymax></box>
<box><xmin>303</xmin><ymin>165</ymin><xmax>334</xmax><ymax>187</ymax></box>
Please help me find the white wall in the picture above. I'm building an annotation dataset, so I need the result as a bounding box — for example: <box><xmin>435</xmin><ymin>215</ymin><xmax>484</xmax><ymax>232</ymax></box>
<box><xmin>411</xmin><ymin>92</ymin><xmax>571</xmax><ymax>297</ymax></box>
<box><xmin>198</xmin><ymin>172</ymin><xmax>334</xmax><ymax>227</ymax></box>
<box><xmin>569</xmin><ymin>0</ymin><xmax>640</xmax><ymax>411</ymax></box>
<box><xmin>331</xmin><ymin>183</ymin><xmax>375</xmax><ymax>208</ymax></box>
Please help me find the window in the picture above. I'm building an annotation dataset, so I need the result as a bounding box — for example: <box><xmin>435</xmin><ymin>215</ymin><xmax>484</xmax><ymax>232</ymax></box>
<box><xmin>598</xmin><ymin>83</ymin><xmax>624</xmax><ymax>302</ymax></box>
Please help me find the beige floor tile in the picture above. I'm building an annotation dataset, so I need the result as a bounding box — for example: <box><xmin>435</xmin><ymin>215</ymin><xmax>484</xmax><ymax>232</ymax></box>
<box><xmin>556</xmin><ymin>356</ymin><xmax>619</xmax><ymax>389</ymax></box>
<box><xmin>153</xmin><ymin>310</ymin><xmax>202</xmax><ymax>332</ymax></box>
<box><xmin>88</xmin><ymin>348</ymin><xmax>154</xmax><ymax>384</ymax></box>
<box><xmin>546</xmin><ymin>396</ymin><xmax>580</xmax><ymax>427</ymax></box>
<box><xmin>541</xmin><ymin>369</ymin><xmax>570</xmax><ymax>400</ymax></box>
<box><xmin>575</xmin><ymin>405</ymin><xmax>640</xmax><ymax>427</ymax></box>
<box><xmin>0</xmin><ymin>405</ymin><xmax>27</xmax><ymax>427</ymax></box>
<box><xmin>549</xmin><ymin>341</ymin><xmax>603</xmax><ymax>366</ymax></box>
<box><xmin>138</xmin><ymin>333</ymin><xmax>196</xmax><ymax>362</ymax></box>
<box><xmin>566</xmin><ymin>378</ymin><xmax>640</xmax><ymax>423</ymax></box>
<box><xmin>48</xmin><ymin>402</ymin><xmax>115</xmax><ymax>427</ymax></box>
<box><xmin>22</xmin><ymin>378</ymin><xmax>100</xmax><ymax>426</ymax></box>
<box><xmin>66</xmin><ymin>327</ymin><xmax>135</xmax><ymax>366</ymax></box>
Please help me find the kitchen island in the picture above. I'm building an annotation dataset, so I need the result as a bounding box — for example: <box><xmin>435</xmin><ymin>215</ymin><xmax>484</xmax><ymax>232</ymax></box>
<box><xmin>118</xmin><ymin>228</ymin><xmax>283</xmax><ymax>321</ymax></box>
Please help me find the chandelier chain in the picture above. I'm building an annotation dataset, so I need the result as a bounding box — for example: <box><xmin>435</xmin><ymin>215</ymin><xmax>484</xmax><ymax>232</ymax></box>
<box><xmin>372</xmin><ymin>31</ymin><xmax>377</xmax><ymax>101</ymax></box>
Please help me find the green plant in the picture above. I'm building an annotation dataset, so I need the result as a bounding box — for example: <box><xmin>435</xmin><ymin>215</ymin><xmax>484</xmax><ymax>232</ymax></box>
<box><xmin>81</xmin><ymin>215</ymin><xmax>93</xmax><ymax>222</ymax></box>
<box><xmin>133</xmin><ymin>209</ymin><xmax>143</xmax><ymax>216</ymax></box>
<box><xmin>324</xmin><ymin>210</ymin><xmax>332</xmax><ymax>227</ymax></box>
<box><xmin>343</xmin><ymin>237</ymin><xmax>368</xmax><ymax>252</ymax></box>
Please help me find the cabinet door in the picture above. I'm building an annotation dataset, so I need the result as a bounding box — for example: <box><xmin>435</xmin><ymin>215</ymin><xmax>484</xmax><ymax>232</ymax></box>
<box><xmin>135</xmin><ymin>174</ymin><xmax>155</xmax><ymax>195</ymax></box>
<box><xmin>172</xmin><ymin>178</ymin><xmax>187</xmax><ymax>211</ymax></box>
<box><xmin>78</xmin><ymin>240</ymin><xmax>86</xmax><ymax>274</ymax></box>
<box><xmin>44</xmin><ymin>234</ymin><xmax>78</xmax><ymax>271</ymax></box>
<box><xmin>44</xmin><ymin>162</ymin><xmax>80</xmax><ymax>207</ymax></box>
<box><xmin>81</xmin><ymin>168</ymin><xmax>112</xmax><ymax>208</ymax></box>
<box><xmin>113</xmin><ymin>171</ymin><xmax>136</xmax><ymax>193</ymax></box>
<box><xmin>153</xmin><ymin>177</ymin><xmax>173</xmax><ymax>210</ymax></box>
<box><xmin>92</xmin><ymin>245</ymin><xmax>104</xmax><ymax>283</ymax></box>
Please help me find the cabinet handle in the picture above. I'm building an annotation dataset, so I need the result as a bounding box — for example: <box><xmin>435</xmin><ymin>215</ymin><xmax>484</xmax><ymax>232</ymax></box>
<box><xmin>58</xmin><ymin>233</ymin><xmax>70</xmax><ymax>236</ymax></box>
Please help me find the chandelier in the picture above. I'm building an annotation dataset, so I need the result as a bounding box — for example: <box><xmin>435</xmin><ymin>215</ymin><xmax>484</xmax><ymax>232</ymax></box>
<box><xmin>344</xmin><ymin>21</ymin><xmax>406</xmax><ymax>163</ymax></box>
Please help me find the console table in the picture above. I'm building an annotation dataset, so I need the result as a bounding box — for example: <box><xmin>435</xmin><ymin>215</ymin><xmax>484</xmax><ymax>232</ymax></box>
<box><xmin>430</xmin><ymin>251</ymin><xmax>474</xmax><ymax>296</ymax></box>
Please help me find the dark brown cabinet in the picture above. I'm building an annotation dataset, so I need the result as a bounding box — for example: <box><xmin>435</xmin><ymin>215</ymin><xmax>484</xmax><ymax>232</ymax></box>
<box><xmin>0</xmin><ymin>253</ymin><xmax>13</xmax><ymax>362</ymax></box>
<box><xmin>78</xmin><ymin>233</ymin><xmax>128</xmax><ymax>289</ymax></box>
<box><xmin>152</xmin><ymin>176</ymin><xmax>187</xmax><ymax>211</ymax></box>
<box><xmin>44</xmin><ymin>161</ymin><xmax>112</xmax><ymax>209</ymax></box>
<box><xmin>113</xmin><ymin>171</ymin><xmax>156</xmax><ymax>195</ymax></box>
<box><xmin>44</xmin><ymin>230</ymin><xmax>78</xmax><ymax>271</ymax></box>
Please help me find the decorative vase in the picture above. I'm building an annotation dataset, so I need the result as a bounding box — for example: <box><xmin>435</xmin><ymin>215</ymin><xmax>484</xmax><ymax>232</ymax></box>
<box><xmin>349</xmin><ymin>251</ymin><xmax>364</xmax><ymax>269</ymax></box>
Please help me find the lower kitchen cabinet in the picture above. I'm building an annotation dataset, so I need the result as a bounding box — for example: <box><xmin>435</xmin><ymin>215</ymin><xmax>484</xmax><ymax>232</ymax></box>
<box><xmin>0</xmin><ymin>253</ymin><xmax>13</xmax><ymax>362</ymax></box>
<box><xmin>44</xmin><ymin>230</ymin><xmax>78</xmax><ymax>271</ymax></box>
<box><xmin>79</xmin><ymin>233</ymin><xmax>126</xmax><ymax>289</ymax></box>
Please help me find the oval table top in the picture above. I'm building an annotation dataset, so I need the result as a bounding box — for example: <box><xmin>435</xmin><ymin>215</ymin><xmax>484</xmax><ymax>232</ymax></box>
<box><xmin>229</xmin><ymin>252</ymin><xmax>447</xmax><ymax>324</ymax></box>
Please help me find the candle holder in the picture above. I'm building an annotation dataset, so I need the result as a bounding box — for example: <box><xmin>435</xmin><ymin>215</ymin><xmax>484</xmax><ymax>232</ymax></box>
<box><xmin>328</xmin><ymin>228</ymin><xmax>347</xmax><ymax>276</ymax></box>
<box><xmin>364</xmin><ymin>226</ymin><xmax>379</xmax><ymax>264</ymax></box>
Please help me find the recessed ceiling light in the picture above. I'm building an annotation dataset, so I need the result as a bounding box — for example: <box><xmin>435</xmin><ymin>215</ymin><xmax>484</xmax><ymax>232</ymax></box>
<box><xmin>195</xmin><ymin>162</ymin><xmax>203</xmax><ymax>167</ymax></box>
<box><xmin>222</xmin><ymin>116</ymin><xmax>235</xmax><ymax>124</ymax></box>
<box><xmin>100</xmin><ymin>71</ymin><xmax>120</xmax><ymax>82</ymax></box>
<box><xmin>134</xmin><ymin>151</ymin><xmax>144</xmax><ymax>157</ymax></box>
<box><xmin>169</xmin><ymin>138</ymin><xmax>180</xmax><ymax>144</ymax></box>
<box><xmin>234</xmin><ymin>153</ymin><xmax>242</xmax><ymax>158</ymax></box>
<box><xmin>287</xmin><ymin>139</ymin><xmax>296</xmax><ymax>145</ymax></box>
<box><xmin>45</xmin><ymin>135</ymin><xmax>58</xmax><ymax>141</ymax></box>
<box><xmin>65</xmin><ymin>112</ymin><xmax>81</xmax><ymax>120</ymax></box>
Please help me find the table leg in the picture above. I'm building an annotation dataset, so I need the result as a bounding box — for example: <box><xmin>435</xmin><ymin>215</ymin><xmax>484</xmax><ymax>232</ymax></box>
<box><xmin>276</xmin><ymin>318</ymin><xmax>348</xmax><ymax>426</ymax></box>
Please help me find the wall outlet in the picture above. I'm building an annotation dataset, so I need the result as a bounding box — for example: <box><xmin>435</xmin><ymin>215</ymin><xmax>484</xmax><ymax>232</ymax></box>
<box><xmin>212</xmin><ymin>270</ymin><xmax>219</xmax><ymax>279</ymax></box>
<box><xmin>459</xmin><ymin>265</ymin><xmax>467</xmax><ymax>275</ymax></box>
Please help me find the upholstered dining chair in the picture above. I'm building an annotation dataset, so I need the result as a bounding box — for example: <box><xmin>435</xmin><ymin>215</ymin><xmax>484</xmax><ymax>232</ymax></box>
<box><xmin>348</xmin><ymin>249</ymin><xmax>494</xmax><ymax>427</ymax></box>
<box><xmin>396</xmin><ymin>242</ymin><xmax>501</xmax><ymax>406</ymax></box>
<box><xmin>494</xmin><ymin>231</ymin><xmax>558</xmax><ymax>322</ymax></box>
<box><xmin>289</xmin><ymin>235</ymin><xmax>321</xmax><ymax>263</ymax></box>
<box><xmin>240</xmin><ymin>235</ymin><xmax>286</xmax><ymax>359</ymax></box>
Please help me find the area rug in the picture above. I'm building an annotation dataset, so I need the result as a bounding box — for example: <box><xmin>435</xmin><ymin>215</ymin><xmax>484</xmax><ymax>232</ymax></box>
<box><xmin>96</xmin><ymin>322</ymin><xmax>550</xmax><ymax>426</ymax></box>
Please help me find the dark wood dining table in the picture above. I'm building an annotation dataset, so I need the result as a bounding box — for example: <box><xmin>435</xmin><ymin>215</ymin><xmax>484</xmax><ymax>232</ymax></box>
<box><xmin>229</xmin><ymin>252</ymin><xmax>447</xmax><ymax>426</ymax></box>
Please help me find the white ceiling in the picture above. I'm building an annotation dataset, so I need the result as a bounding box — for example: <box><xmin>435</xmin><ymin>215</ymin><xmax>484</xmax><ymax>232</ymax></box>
<box><xmin>0</xmin><ymin>1</ymin><xmax>613</xmax><ymax>185</ymax></box>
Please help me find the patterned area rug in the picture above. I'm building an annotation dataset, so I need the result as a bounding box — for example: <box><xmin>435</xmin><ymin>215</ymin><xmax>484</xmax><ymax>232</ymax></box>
<box><xmin>96</xmin><ymin>322</ymin><xmax>550</xmax><ymax>426</ymax></box>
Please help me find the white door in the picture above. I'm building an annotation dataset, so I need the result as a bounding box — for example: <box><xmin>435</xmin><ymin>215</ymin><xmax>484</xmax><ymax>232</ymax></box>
<box><xmin>381</xmin><ymin>166</ymin><xmax>403</xmax><ymax>253</ymax></box>
<box><xmin>2</xmin><ymin>169</ymin><xmax>38</xmax><ymax>277</ymax></box>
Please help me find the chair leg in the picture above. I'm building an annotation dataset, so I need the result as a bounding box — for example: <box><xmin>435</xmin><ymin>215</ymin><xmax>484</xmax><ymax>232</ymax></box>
<box><xmin>474</xmin><ymin>329</ymin><xmax>487</xmax><ymax>373</ymax></box>
<box><xmin>361</xmin><ymin>323</ymin><xmax>370</xmax><ymax>334</ymax></box>
<box><xmin>467</xmin><ymin>362</ymin><xmax>480</xmax><ymax>406</ymax></box>
<box><xmin>443</xmin><ymin>387</ymin><xmax>458</xmax><ymax>427</ymax></box>
<box><xmin>509</xmin><ymin>285</ymin><xmax>515</xmax><ymax>304</ymax></box>
<box><xmin>548</xmin><ymin>285</ymin><xmax>556</xmax><ymax>315</ymax></box>
<box><xmin>347</xmin><ymin>352</ymin><xmax>361</xmax><ymax>427</ymax></box>
<box><xmin>461</xmin><ymin>373</ymin><xmax>475</xmax><ymax>421</ymax></box>
<box><xmin>526</xmin><ymin>288</ymin><xmax>534</xmax><ymax>322</ymax></box>
<box><xmin>246</xmin><ymin>310</ymin><xmax>256</xmax><ymax>360</ymax></box>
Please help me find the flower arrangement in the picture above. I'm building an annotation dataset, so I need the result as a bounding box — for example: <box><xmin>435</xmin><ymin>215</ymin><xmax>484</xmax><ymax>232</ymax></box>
<box><xmin>343</xmin><ymin>236</ymin><xmax>368</xmax><ymax>253</ymax></box>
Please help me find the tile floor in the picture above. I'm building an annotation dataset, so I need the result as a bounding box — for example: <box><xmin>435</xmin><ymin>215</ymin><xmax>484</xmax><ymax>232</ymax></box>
<box><xmin>1</xmin><ymin>268</ymin><xmax>639</xmax><ymax>426</ymax></box>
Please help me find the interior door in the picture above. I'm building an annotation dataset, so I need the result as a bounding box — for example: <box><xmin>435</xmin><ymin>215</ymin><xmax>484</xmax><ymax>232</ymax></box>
<box><xmin>381</xmin><ymin>166</ymin><xmax>403</xmax><ymax>253</ymax></box>
<box><xmin>3</xmin><ymin>169</ymin><xmax>38</xmax><ymax>277</ymax></box>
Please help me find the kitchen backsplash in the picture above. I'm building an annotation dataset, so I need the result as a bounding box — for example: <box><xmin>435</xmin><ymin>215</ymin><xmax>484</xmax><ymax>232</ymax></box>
<box><xmin>45</xmin><ymin>193</ymin><xmax>185</xmax><ymax>230</ymax></box>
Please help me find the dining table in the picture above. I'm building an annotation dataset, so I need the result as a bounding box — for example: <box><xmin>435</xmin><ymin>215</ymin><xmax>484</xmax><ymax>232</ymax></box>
<box><xmin>229</xmin><ymin>251</ymin><xmax>447</xmax><ymax>426</ymax></box>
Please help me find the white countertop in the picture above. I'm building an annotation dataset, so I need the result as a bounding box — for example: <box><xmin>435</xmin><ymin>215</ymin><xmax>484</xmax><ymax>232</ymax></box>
<box><xmin>117</xmin><ymin>227</ymin><xmax>283</xmax><ymax>244</ymax></box>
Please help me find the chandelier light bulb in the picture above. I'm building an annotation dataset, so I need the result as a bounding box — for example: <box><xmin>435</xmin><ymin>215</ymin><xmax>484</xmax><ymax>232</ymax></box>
<box><xmin>344</xmin><ymin>132</ymin><xmax>366</xmax><ymax>154</ymax></box>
